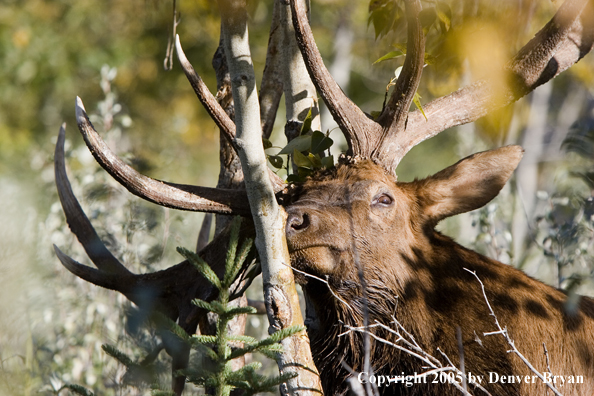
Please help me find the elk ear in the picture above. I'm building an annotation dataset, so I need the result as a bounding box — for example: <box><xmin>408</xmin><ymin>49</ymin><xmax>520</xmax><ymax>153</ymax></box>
<box><xmin>418</xmin><ymin>145</ymin><xmax>523</xmax><ymax>224</ymax></box>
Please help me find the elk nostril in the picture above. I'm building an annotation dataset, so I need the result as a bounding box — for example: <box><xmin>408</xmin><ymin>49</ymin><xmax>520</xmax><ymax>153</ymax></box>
<box><xmin>288</xmin><ymin>212</ymin><xmax>310</xmax><ymax>232</ymax></box>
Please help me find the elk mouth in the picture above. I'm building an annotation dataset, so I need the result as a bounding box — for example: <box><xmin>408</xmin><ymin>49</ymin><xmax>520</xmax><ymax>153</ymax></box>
<box><xmin>288</xmin><ymin>244</ymin><xmax>345</xmax><ymax>283</ymax></box>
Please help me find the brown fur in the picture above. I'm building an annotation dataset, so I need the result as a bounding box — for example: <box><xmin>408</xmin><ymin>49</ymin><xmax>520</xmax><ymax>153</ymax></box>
<box><xmin>285</xmin><ymin>147</ymin><xmax>594</xmax><ymax>396</ymax></box>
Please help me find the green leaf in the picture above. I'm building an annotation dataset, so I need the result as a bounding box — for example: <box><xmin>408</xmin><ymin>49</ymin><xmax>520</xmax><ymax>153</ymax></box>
<box><xmin>223</xmin><ymin>306</ymin><xmax>257</xmax><ymax>317</ymax></box>
<box><xmin>227</xmin><ymin>236</ymin><xmax>253</xmax><ymax>285</ymax></box>
<box><xmin>102</xmin><ymin>344</ymin><xmax>134</xmax><ymax>367</ymax></box>
<box><xmin>279</xmin><ymin>134</ymin><xmax>312</xmax><ymax>154</ymax></box>
<box><xmin>268</xmin><ymin>155</ymin><xmax>283</xmax><ymax>169</ymax></box>
<box><xmin>192</xmin><ymin>335</ymin><xmax>217</xmax><ymax>344</ymax></box>
<box><xmin>308</xmin><ymin>153</ymin><xmax>323</xmax><ymax>168</ymax></box>
<box><xmin>223</xmin><ymin>217</ymin><xmax>242</xmax><ymax>287</ymax></box>
<box><xmin>320</xmin><ymin>155</ymin><xmax>335</xmax><ymax>169</ymax></box>
<box><xmin>293</xmin><ymin>149</ymin><xmax>313</xmax><ymax>168</ymax></box>
<box><xmin>368</xmin><ymin>0</ymin><xmax>399</xmax><ymax>39</ymax></box>
<box><xmin>300</xmin><ymin>107</ymin><xmax>313</xmax><ymax>134</ymax></box>
<box><xmin>191</xmin><ymin>298</ymin><xmax>215</xmax><ymax>312</ymax></box>
<box><xmin>391</xmin><ymin>43</ymin><xmax>407</xmax><ymax>53</ymax></box>
<box><xmin>228</xmin><ymin>335</ymin><xmax>258</xmax><ymax>344</ymax></box>
<box><xmin>286</xmin><ymin>174</ymin><xmax>301</xmax><ymax>183</ymax></box>
<box><xmin>267</xmin><ymin>325</ymin><xmax>305</xmax><ymax>342</ymax></box>
<box><xmin>209</xmin><ymin>300</ymin><xmax>227</xmax><ymax>315</ymax></box>
<box><xmin>413</xmin><ymin>92</ymin><xmax>427</xmax><ymax>121</ymax></box>
<box><xmin>373</xmin><ymin>50</ymin><xmax>404</xmax><ymax>65</ymax></box>
<box><xmin>262</xmin><ymin>138</ymin><xmax>273</xmax><ymax>150</ymax></box>
<box><xmin>310</xmin><ymin>131</ymin><xmax>333</xmax><ymax>154</ymax></box>
<box><xmin>297</xmin><ymin>167</ymin><xmax>314</xmax><ymax>179</ymax></box>
<box><xmin>223</xmin><ymin>217</ymin><xmax>243</xmax><ymax>287</ymax></box>
<box><xmin>424</xmin><ymin>53</ymin><xmax>437</xmax><ymax>66</ymax></box>
<box><xmin>159</xmin><ymin>314</ymin><xmax>191</xmax><ymax>342</ymax></box>
<box><xmin>188</xmin><ymin>341</ymin><xmax>218</xmax><ymax>361</ymax></box>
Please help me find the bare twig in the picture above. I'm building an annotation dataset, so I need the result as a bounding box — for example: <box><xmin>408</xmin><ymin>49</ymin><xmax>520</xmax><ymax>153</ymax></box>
<box><xmin>278</xmin><ymin>260</ymin><xmax>351</xmax><ymax>309</ymax></box>
<box><xmin>457</xmin><ymin>326</ymin><xmax>468</xmax><ymax>394</ymax></box>
<box><xmin>543</xmin><ymin>343</ymin><xmax>553</xmax><ymax>377</ymax></box>
<box><xmin>339</xmin><ymin>320</ymin><xmax>491</xmax><ymax>396</ymax></box>
<box><xmin>464</xmin><ymin>268</ymin><xmax>563</xmax><ymax>396</ymax></box>
<box><xmin>164</xmin><ymin>0</ymin><xmax>181</xmax><ymax>71</ymax></box>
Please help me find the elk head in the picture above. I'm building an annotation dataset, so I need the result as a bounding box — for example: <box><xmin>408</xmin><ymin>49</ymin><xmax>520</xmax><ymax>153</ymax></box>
<box><xmin>285</xmin><ymin>146</ymin><xmax>523</xmax><ymax>295</ymax></box>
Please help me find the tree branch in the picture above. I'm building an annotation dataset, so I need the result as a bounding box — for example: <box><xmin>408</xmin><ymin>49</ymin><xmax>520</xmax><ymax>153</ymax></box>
<box><xmin>218</xmin><ymin>1</ymin><xmax>322</xmax><ymax>394</ymax></box>
<box><xmin>280</xmin><ymin>0</ymin><xmax>322</xmax><ymax>140</ymax></box>
<box><xmin>176</xmin><ymin>37</ymin><xmax>286</xmax><ymax>193</ymax></box>
<box><xmin>259</xmin><ymin>1</ymin><xmax>285</xmax><ymax>139</ymax></box>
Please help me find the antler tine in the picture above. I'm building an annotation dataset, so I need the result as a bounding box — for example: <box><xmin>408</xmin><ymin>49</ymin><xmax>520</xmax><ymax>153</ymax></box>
<box><xmin>391</xmin><ymin>0</ymin><xmax>593</xmax><ymax>170</ymax></box>
<box><xmin>374</xmin><ymin>0</ymin><xmax>425</xmax><ymax>168</ymax></box>
<box><xmin>53</xmin><ymin>245</ymin><xmax>134</xmax><ymax>291</ymax></box>
<box><xmin>55</xmin><ymin>123</ymin><xmax>133</xmax><ymax>276</ymax></box>
<box><xmin>175</xmin><ymin>35</ymin><xmax>237</xmax><ymax>149</ymax></box>
<box><xmin>289</xmin><ymin>0</ymin><xmax>380</xmax><ymax>157</ymax></box>
<box><xmin>74</xmin><ymin>97</ymin><xmax>253</xmax><ymax>215</ymax></box>
<box><xmin>176</xmin><ymin>36</ymin><xmax>286</xmax><ymax>192</ymax></box>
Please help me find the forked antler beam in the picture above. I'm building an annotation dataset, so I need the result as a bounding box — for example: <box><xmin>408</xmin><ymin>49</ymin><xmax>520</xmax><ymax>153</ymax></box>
<box><xmin>290</xmin><ymin>0</ymin><xmax>425</xmax><ymax>170</ymax></box>
<box><xmin>374</xmin><ymin>0</ymin><xmax>425</xmax><ymax>143</ymax></box>
<box><xmin>291</xmin><ymin>0</ymin><xmax>594</xmax><ymax>173</ymax></box>
<box><xmin>289</xmin><ymin>0</ymin><xmax>379</xmax><ymax>157</ymax></box>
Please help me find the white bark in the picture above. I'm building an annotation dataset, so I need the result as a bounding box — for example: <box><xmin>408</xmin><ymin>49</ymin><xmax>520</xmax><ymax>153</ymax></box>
<box><xmin>217</xmin><ymin>1</ymin><xmax>322</xmax><ymax>394</ymax></box>
<box><xmin>280</xmin><ymin>0</ymin><xmax>321</xmax><ymax>134</ymax></box>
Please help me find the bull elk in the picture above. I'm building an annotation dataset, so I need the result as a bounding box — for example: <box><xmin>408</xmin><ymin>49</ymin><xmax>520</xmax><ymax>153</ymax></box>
<box><xmin>53</xmin><ymin>0</ymin><xmax>594</xmax><ymax>395</ymax></box>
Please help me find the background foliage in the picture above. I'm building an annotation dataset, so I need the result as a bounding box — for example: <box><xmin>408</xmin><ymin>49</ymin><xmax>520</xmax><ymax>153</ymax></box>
<box><xmin>0</xmin><ymin>0</ymin><xmax>593</xmax><ymax>394</ymax></box>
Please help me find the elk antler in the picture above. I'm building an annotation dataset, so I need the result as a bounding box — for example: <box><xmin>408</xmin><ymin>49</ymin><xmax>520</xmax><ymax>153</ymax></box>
<box><xmin>73</xmin><ymin>39</ymin><xmax>286</xmax><ymax>215</ymax></box>
<box><xmin>175</xmin><ymin>36</ymin><xmax>238</xmax><ymax>150</ymax></box>
<box><xmin>290</xmin><ymin>0</ymin><xmax>425</xmax><ymax>171</ymax></box>
<box><xmin>55</xmin><ymin>122</ymin><xmax>258</xmax><ymax>391</ymax></box>
<box><xmin>291</xmin><ymin>0</ymin><xmax>594</xmax><ymax>173</ymax></box>
<box><xmin>401</xmin><ymin>0</ymin><xmax>594</xmax><ymax>160</ymax></box>
<box><xmin>74</xmin><ymin>97</ymin><xmax>252</xmax><ymax>215</ymax></box>
<box><xmin>54</xmin><ymin>123</ymin><xmax>247</xmax><ymax>309</ymax></box>
<box><xmin>176</xmin><ymin>37</ymin><xmax>285</xmax><ymax>192</ymax></box>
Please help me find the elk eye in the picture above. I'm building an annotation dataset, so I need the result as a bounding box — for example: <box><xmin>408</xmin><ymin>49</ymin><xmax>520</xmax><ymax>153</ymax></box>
<box><xmin>372</xmin><ymin>193</ymin><xmax>393</xmax><ymax>206</ymax></box>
